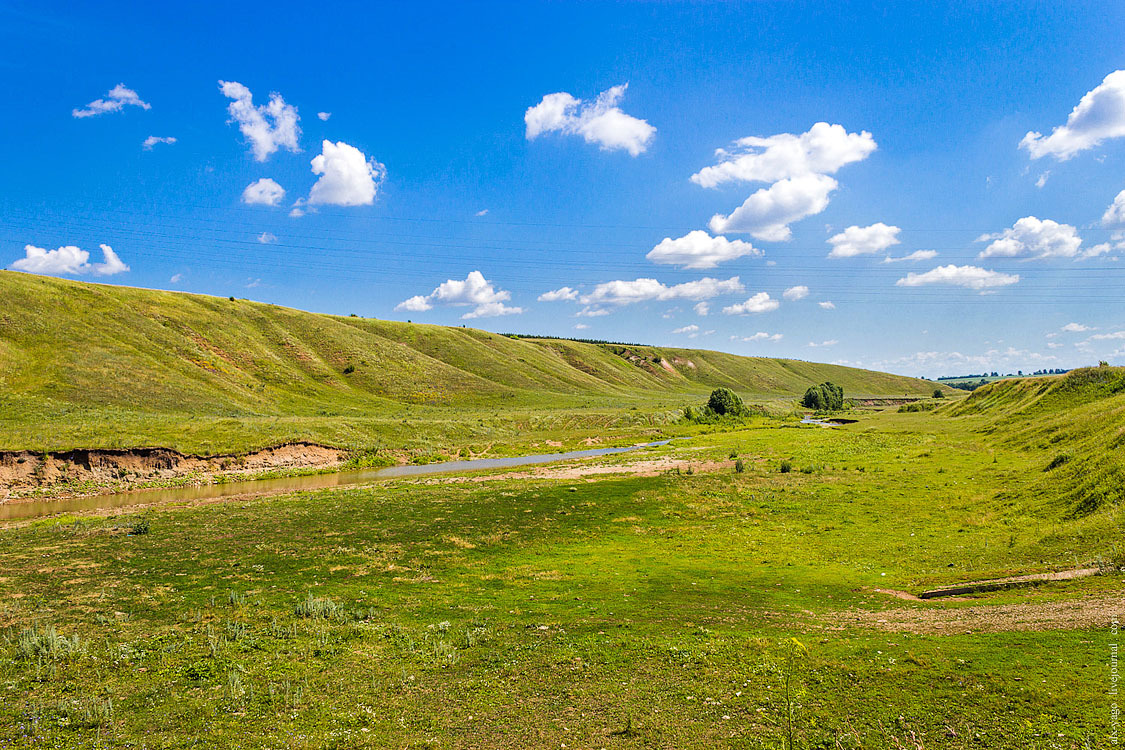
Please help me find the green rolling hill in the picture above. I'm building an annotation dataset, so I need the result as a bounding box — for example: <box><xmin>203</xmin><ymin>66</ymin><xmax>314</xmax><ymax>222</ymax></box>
<box><xmin>0</xmin><ymin>271</ymin><xmax>948</xmax><ymax>454</ymax></box>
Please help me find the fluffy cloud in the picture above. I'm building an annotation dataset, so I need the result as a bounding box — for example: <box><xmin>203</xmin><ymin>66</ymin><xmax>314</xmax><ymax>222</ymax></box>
<box><xmin>782</xmin><ymin>285</ymin><xmax>809</xmax><ymax>301</ymax></box>
<box><xmin>882</xmin><ymin>250</ymin><xmax>938</xmax><ymax>263</ymax></box>
<box><xmin>708</xmin><ymin>173</ymin><xmax>837</xmax><ymax>241</ymax></box>
<box><xmin>672</xmin><ymin>324</ymin><xmax>700</xmax><ymax>335</ymax></box>
<box><xmin>73</xmin><ymin>84</ymin><xmax>150</xmax><ymax>118</ymax></box>
<box><xmin>308</xmin><ymin>140</ymin><xmax>385</xmax><ymax>206</ymax></box>
<box><xmin>1020</xmin><ymin>70</ymin><xmax>1125</xmax><ymax>160</ymax></box>
<box><xmin>1062</xmin><ymin>322</ymin><xmax>1094</xmax><ymax>332</ymax></box>
<box><xmin>722</xmin><ymin>291</ymin><xmax>780</xmax><ymax>315</ymax></box>
<box><xmin>9</xmin><ymin>243</ymin><xmax>129</xmax><ymax>276</ymax></box>
<box><xmin>525</xmin><ymin>84</ymin><xmax>655</xmax><ymax>156</ymax></box>
<box><xmin>743</xmin><ymin>331</ymin><xmax>783</xmax><ymax>342</ymax></box>
<box><xmin>827</xmin><ymin>222</ymin><xmax>901</xmax><ymax>258</ymax></box>
<box><xmin>394</xmin><ymin>271</ymin><xmax>522</xmax><ymax>319</ymax></box>
<box><xmin>691</xmin><ymin>122</ymin><xmax>876</xmax><ymax>188</ymax></box>
<box><xmin>317</xmin><ymin>112</ymin><xmax>331</xmax><ymax>121</ymax></box>
<box><xmin>895</xmin><ymin>265</ymin><xmax>1020</xmax><ymax>290</ymax></box>
<box><xmin>646</xmin><ymin>230</ymin><xmax>760</xmax><ymax>269</ymax></box>
<box><xmin>142</xmin><ymin>136</ymin><xmax>176</xmax><ymax>150</ymax></box>
<box><xmin>1102</xmin><ymin>189</ymin><xmax>1125</xmax><ymax>226</ymax></box>
<box><xmin>693</xmin><ymin>123</ymin><xmax>876</xmax><ymax>241</ymax></box>
<box><xmin>257</xmin><ymin>232</ymin><xmax>278</xmax><ymax>244</ymax></box>
<box><xmin>219</xmin><ymin>80</ymin><xmax>301</xmax><ymax>161</ymax></box>
<box><xmin>818</xmin><ymin>301</ymin><xmax>836</xmax><ymax>309</ymax></box>
<box><xmin>538</xmin><ymin>286</ymin><xmax>578</xmax><ymax>302</ymax></box>
<box><xmin>242</xmin><ymin>178</ymin><xmax>285</xmax><ymax>206</ymax></box>
<box><xmin>693</xmin><ymin>301</ymin><xmax>710</xmax><ymax>316</ymax></box>
<box><xmin>808</xmin><ymin>340</ymin><xmax>838</xmax><ymax>347</ymax></box>
<box><xmin>579</xmin><ymin>276</ymin><xmax>743</xmax><ymax>308</ymax></box>
<box><xmin>977</xmin><ymin>216</ymin><xmax>1083</xmax><ymax>259</ymax></box>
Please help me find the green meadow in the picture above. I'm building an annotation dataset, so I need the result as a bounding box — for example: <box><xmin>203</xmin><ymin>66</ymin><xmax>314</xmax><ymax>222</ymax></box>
<box><xmin>2</xmin><ymin>367</ymin><xmax>1122</xmax><ymax>748</ymax></box>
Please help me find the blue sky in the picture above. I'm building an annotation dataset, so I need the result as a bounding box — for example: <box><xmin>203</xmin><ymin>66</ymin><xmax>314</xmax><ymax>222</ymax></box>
<box><xmin>3</xmin><ymin>1</ymin><xmax>1125</xmax><ymax>377</ymax></box>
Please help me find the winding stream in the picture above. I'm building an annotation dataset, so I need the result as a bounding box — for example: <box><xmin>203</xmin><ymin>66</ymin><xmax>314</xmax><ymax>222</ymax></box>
<box><xmin>0</xmin><ymin>440</ymin><xmax>671</xmax><ymax>522</ymax></box>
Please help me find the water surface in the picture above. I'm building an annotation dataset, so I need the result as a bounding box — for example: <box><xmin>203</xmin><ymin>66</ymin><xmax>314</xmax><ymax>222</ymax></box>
<box><xmin>1</xmin><ymin>441</ymin><xmax>670</xmax><ymax>522</ymax></box>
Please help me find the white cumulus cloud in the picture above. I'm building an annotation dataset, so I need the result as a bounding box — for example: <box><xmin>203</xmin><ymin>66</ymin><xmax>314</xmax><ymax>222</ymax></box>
<box><xmin>219</xmin><ymin>80</ymin><xmax>301</xmax><ymax>161</ymax></box>
<box><xmin>896</xmin><ymin>265</ymin><xmax>1020</xmax><ymax>291</ymax></box>
<box><xmin>317</xmin><ymin>112</ymin><xmax>331</xmax><ymax>121</ymax></box>
<box><xmin>242</xmin><ymin>178</ymin><xmax>285</xmax><ymax>206</ymax></box>
<box><xmin>691</xmin><ymin>122</ymin><xmax>876</xmax><ymax>188</ymax></box>
<box><xmin>882</xmin><ymin>250</ymin><xmax>938</xmax><ymax>263</ymax></box>
<box><xmin>646</xmin><ymin>230</ymin><xmax>760</xmax><ymax>269</ymax></box>
<box><xmin>977</xmin><ymin>216</ymin><xmax>1083</xmax><ymax>259</ymax></box>
<box><xmin>1102</xmin><ymin>189</ymin><xmax>1125</xmax><ymax>226</ymax></box>
<box><xmin>258</xmin><ymin>232</ymin><xmax>278</xmax><ymax>244</ymax></box>
<box><xmin>1020</xmin><ymin>70</ymin><xmax>1125</xmax><ymax>160</ymax></box>
<box><xmin>708</xmin><ymin>173</ymin><xmax>837</xmax><ymax>241</ymax></box>
<box><xmin>525</xmin><ymin>84</ymin><xmax>655</xmax><ymax>156</ymax></box>
<box><xmin>73</xmin><ymin>84</ymin><xmax>150</xmax><ymax>118</ymax></box>
<box><xmin>783</xmin><ymin>285</ymin><xmax>809</xmax><ymax>301</ymax></box>
<box><xmin>818</xmin><ymin>301</ymin><xmax>836</xmax><ymax>310</ymax></box>
<box><xmin>580</xmin><ymin>276</ymin><xmax>744</xmax><ymax>307</ymax></box>
<box><xmin>808</xmin><ymin>339</ymin><xmax>838</xmax><ymax>347</ymax></box>
<box><xmin>722</xmin><ymin>292</ymin><xmax>780</xmax><ymax>315</ymax></box>
<box><xmin>142</xmin><ymin>136</ymin><xmax>176</xmax><ymax>150</ymax></box>
<box><xmin>9</xmin><ymin>243</ymin><xmax>129</xmax><ymax>276</ymax></box>
<box><xmin>744</xmin><ymin>331</ymin><xmax>783</xmax><ymax>342</ymax></box>
<box><xmin>394</xmin><ymin>271</ymin><xmax>522</xmax><ymax>319</ymax></box>
<box><xmin>307</xmin><ymin>140</ymin><xmax>385</xmax><ymax>206</ymax></box>
<box><xmin>1061</xmin><ymin>322</ymin><xmax>1094</xmax><ymax>332</ymax></box>
<box><xmin>538</xmin><ymin>286</ymin><xmax>578</xmax><ymax>302</ymax></box>
<box><xmin>672</xmin><ymin>324</ymin><xmax>700</xmax><ymax>335</ymax></box>
<box><xmin>693</xmin><ymin>301</ymin><xmax>710</xmax><ymax>316</ymax></box>
<box><xmin>827</xmin><ymin>222</ymin><xmax>901</xmax><ymax>258</ymax></box>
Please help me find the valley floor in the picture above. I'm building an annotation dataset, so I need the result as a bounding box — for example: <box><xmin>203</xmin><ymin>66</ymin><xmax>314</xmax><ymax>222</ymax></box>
<box><xmin>0</xmin><ymin>406</ymin><xmax>1120</xmax><ymax>748</ymax></box>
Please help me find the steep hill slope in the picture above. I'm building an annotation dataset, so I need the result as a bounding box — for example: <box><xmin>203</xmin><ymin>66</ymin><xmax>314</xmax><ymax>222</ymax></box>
<box><xmin>0</xmin><ymin>272</ymin><xmax>944</xmax><ymax>453</ymax></box>
<box><xmin>945</xmin><ymin>366</ymin><xmax>1125</xmax><ymax>520</ymax></box>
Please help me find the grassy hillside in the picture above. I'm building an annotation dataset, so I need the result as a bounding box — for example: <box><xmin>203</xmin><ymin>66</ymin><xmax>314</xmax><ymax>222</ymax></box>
<box><xmin>0</xmin><ymin>271</ymin><xmax>945</xmax><ymax>454</ymax></box>
<box><xmin>946</xmin><ymin>365</ymin><xmax>1125</xmax><ymax>520</ymax></box>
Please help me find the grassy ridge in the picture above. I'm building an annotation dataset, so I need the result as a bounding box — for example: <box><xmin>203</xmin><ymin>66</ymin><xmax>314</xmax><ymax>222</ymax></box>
<box><xmin>0</xmin><ymin>272</ymin><xmax>945</xmax><ymax>453</ymax></box>
<box><xmin>945</xmin><ymin>366</ymin><xmax>1125</xmax><ymax>521</ymax></box>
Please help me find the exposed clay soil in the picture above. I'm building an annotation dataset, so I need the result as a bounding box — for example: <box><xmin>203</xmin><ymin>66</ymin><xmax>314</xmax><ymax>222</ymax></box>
<box><xmin>426</xmin><ymin>457</ymin><xmax>735</xmax><ymax>484</ymax></box>
<box><xmin>831</xmin><ymin>592</ymin><xmax>1121</xmax><ymax>634</ymax></box>
<box><xmin>0</xmin><ymin>443</ymin><xmax>344</xmax><ymax>493</ymax></box>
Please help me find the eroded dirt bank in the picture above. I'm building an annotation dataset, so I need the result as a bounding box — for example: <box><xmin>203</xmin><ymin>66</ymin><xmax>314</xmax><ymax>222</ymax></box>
<box><xmin>0</xmin><ymin>443</ymin><xmax>344</xmax><ymax>493</ymax></box>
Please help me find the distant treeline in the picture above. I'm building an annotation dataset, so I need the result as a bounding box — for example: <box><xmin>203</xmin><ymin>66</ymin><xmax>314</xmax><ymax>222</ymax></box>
<box><xmin>936</xmin><ymin>368</ymin><xmax>1070</xmax><ymax>381</ymax></box>
<box><xmin>936</xmin><ymin>368</ymin><xmax>1072</xmax><ymax>391</ymax></box>
<box><xmin>501</xmin><ymin>333</ymin><xmax>650</xmax><ymax>347</ymax></box>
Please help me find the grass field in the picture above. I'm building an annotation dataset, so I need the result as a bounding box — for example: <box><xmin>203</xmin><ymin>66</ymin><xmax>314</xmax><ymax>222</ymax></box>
<box><xmin>1</xmin><ymin>368</ymin><xmax>1121</xmax><ymax>748</ymax></box>
<box><xmin>0</xmin><ymin>272</ymin><xmax>950</xmax><ymax>456</ymax></box>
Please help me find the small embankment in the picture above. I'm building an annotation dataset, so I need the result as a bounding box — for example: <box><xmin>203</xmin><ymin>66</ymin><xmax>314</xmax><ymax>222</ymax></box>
<box><xmin>0</xmin><ymin>443</ymin><xmax>344</xmax><ymax>494</ymax></box>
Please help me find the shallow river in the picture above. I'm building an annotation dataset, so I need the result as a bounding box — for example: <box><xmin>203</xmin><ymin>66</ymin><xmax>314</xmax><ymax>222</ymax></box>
<box><xmin>0</xmin><ymin>440</ymin><xmax>671</xmax><ymax>522</ymax></box>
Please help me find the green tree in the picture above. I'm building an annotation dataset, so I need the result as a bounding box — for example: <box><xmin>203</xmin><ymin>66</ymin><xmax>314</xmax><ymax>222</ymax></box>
<box><xmin>932</xmin><ymin>388</ymin><xmax>944</xmax><ymax>399</ymax></box>
<box><xmin>800</xmin><ymin>382</ymin><xmax>844</xmax><ymax>411</ymax></box>
<box><xmin>707</xmin><ymin>387</ymin><xmax>746</xmax><ymax>416</ymax></box>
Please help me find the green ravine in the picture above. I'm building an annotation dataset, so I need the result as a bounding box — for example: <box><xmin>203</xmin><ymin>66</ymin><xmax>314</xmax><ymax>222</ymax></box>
<box><xmin>0</xmin><ymin>363</ymin><xmax>1122</xmax><ymax>747</ymax></box>
<box><xmin>0</xmin><ymin>271</ymin><xmax>950</xmax><ymax>455</ymax></box>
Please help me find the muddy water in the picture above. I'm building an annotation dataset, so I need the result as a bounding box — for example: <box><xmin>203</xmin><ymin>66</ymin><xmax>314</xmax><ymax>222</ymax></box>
<box><xmin>0</xmin><ymin>441</ymin><xmax>671</xmax><ymax>522</ymax></box>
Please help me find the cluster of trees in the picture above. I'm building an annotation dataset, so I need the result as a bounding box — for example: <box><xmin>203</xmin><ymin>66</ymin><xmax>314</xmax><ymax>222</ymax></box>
<box><xmin>800</xmin><ymin>381</ymin><xmax>844</xmax><ymax>411</ymax></box>
<box><xmin>683</xmin><ymin>387</ymin><xmax>759</xmax><ymax>422</ymax></box>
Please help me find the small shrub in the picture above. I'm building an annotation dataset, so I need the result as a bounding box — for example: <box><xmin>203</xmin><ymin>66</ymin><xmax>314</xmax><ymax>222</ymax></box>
<box><xmin>933</xmin><ymin>388</ymin><xmax>945</xmax><ymax>399</ymax></box>
<box><xmin>130</xmin><ymin>519</ymin><xmax>150</xmax><ymax>535</ymax></box>
<box><xmin>734</xmin><ymin>459</ymin><xmax>746</xmax><ymax>473</ymax></box>
<box><xmin>294</xmin><ymin>593</ymin><xmax>340</xmax><ymax>619</ymax></box>
<box><xmin>779</xmin><ymin>460</ymin><xmax>793</xmax><ymax>474</ymax></box>
<box><xmin>1045</xmin><ymin>454</ymin><xmax>1071</xmax><ymax>471</ymax></box>
<box><xmin>342</xmin><ymin>364</ymin><xmax>356</xmax><ymax>374</ymax></box>
<box><xmin>16</xmin><ymin>624</ymin><xmax>80</xmax><ymax>661</ymax></box>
